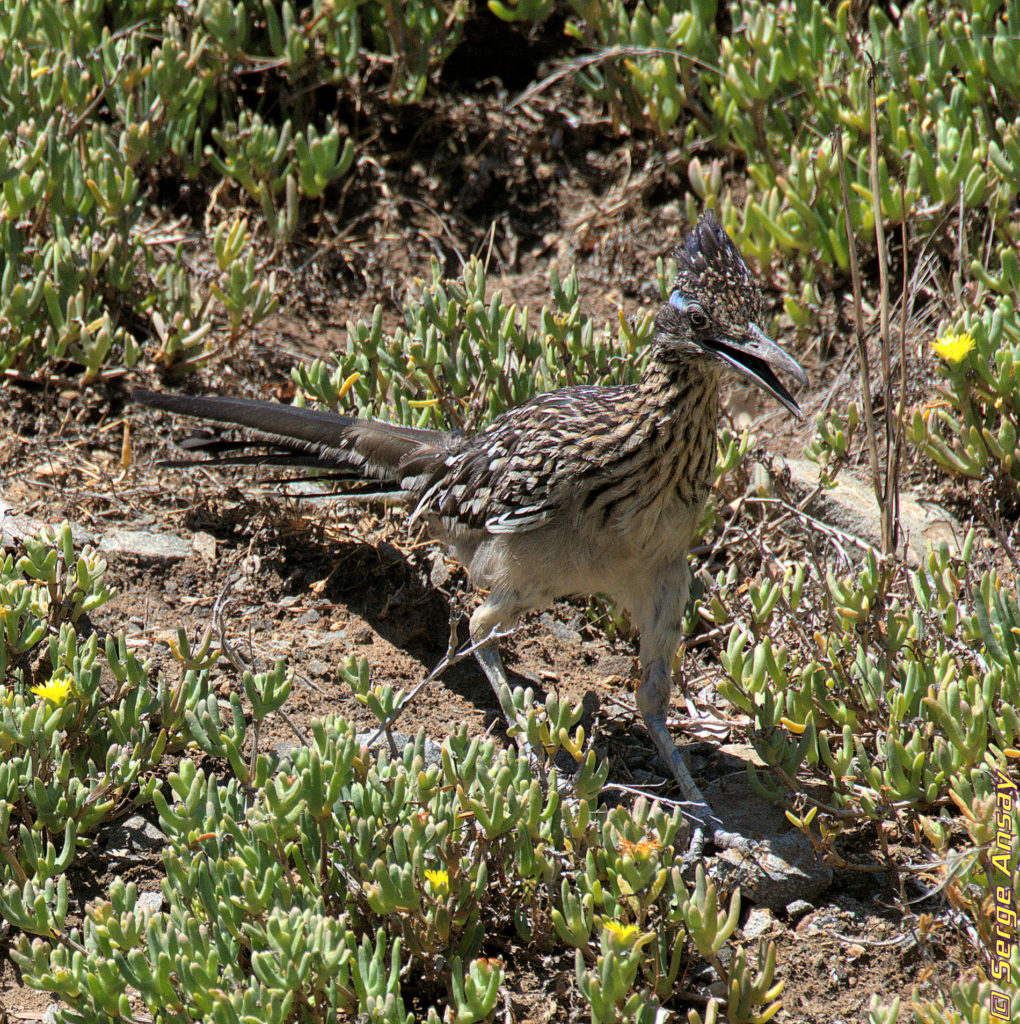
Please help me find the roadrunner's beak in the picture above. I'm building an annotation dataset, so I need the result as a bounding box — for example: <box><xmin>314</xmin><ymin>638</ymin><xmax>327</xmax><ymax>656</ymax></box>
<box><xmin>703</xmin><ymin>322</ymin><xmax>808</xmax><ymax>419</ymax></box>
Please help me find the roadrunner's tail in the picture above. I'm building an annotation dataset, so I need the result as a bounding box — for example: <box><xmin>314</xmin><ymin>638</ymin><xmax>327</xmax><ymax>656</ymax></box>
<box><xmin>132</xmin><ymin>388</ymin><xmax>459</xmax><ymax>501</ymax></box>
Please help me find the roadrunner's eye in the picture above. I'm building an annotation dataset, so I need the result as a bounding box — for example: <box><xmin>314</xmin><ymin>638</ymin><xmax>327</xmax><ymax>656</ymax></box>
<box><xmin>688</xmin><ymin>307</ymin><xmax>708</xmax><ymax>329</ymax></box>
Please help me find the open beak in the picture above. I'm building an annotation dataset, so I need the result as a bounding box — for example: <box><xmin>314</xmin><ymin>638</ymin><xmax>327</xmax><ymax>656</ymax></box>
<box><xmin>702</xmin><ymin>323</ymin><xmax>808</xmax><ymax>419</ymax></box>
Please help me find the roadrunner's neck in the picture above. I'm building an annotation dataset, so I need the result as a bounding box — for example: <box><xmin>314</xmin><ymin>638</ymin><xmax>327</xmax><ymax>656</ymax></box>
<box><xmin>567</xmin><ymin>346</ymin><xmax>721</xmax><ymax>548</ymax></box>
<box><xmin>635</xmin><ymin>347</ymin><xmax>720</xmax><ymax>507</ymax></box>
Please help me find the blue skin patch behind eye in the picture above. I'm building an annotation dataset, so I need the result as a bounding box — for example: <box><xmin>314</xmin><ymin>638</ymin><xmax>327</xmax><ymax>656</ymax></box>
<box><xmin>669</xmin><ymin>291</ymin><xmax>687</xmax><ymax>312</ymax></box>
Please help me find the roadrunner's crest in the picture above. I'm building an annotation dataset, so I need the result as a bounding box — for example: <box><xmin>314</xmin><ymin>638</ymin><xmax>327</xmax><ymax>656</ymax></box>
<box><xmin>668</xmin><ymin>210</ymin><xmax>763</xmax><ymax>334</ymax></box>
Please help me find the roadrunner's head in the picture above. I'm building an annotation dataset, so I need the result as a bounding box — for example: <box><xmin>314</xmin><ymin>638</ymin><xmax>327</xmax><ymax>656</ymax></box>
<box><xmin>654</xmin><ymin>210</ymin><xmax>808</xmax><ymax>417</ymax></box>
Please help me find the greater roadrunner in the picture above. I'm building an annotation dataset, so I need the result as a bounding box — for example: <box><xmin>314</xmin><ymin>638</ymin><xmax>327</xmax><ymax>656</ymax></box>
<box><xmin>134</xmin><ymin>211</ymin><xmax>807</xmax><ymax>849</ymax></box>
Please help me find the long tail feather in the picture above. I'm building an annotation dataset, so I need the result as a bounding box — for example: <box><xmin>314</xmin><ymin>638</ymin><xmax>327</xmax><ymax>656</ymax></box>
<box><xmin>132</xmin><ymin>388</ymin><xmax>458</xmax><ymax>498</ymax></box>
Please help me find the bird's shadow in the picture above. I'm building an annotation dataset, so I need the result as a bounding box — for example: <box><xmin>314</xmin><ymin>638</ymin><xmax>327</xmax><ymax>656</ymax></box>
<box><xmin>185</xmin><ymin>501</ymin><xmax>546</xmax><ymax>724</ymax></box>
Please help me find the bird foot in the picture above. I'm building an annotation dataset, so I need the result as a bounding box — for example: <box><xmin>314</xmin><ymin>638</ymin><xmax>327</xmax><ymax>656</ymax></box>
<box><xmin>655</xmin><ymin>740</ymin><xmax>759</xmax><ymax>860</ymax></box>
<box><xmin>653</xmin><ymin>730</ymin><xmax>834</xmax><ymax>910</ymax></box>
<box><xmin>642</xmin><ymin>709</ymin><xmax>759</xmax><ymax>854</ymax></box>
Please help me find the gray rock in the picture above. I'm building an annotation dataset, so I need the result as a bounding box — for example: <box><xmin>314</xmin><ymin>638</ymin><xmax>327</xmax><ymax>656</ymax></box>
<box><xmin>99</xmin><ymin>528</ymin><xmax>191</xmax><ymax>563</ymax></box>
<box><xmin>191</xmin><ymin>530</ymin><xmax>217</xmax><ymax>561</ymax></box>
<box><xmin>0</xmin><ymin>500</ymin><xmax>94</xmax><ymax>550</ymax></box>
<box><xmin>702</xmin><ymin>758</ymin><xmax>832</xmax><ymax>911</ymax></box>
<box><xmin>784</xmin><ymin>457</ymin><xmax>959</xmax><ymax>565</ymax></box>
<box><xmin>742</xmin><ymin>907</ymin><xmax>774</xmax><ymax>940</ymax></box>
<box><xmin>136</xmin><ymin>891</ymin><xmax>164</xmax><ymax>915</ymax></box>
<box><xmin>713</xmin><ymin>829</ymin><xmax>833</xmax><ymax>912</ymax></box>
<box><xmin>306</xmin><ymin>629</ymin><xmax>347</xmax><ymax>649</ymax></box>
<box><xmin>786</xmin><ymin>898</ymin><xmax>814</xmax><ymax>921</ymax></box>
<box><xmin>430</xmin><ymin>552</ymin><xmax>453</xmax><ymax>588</ymax></box>
<box><xmin>102</xmin><ymin>814</ymin><xmax>166</xmax><ymax>859</ymax></box>
<box><xmin>356</xmin><ymin>729</ymin><xmax>444</xmax><ymax>770</ymax></box>
<box><xmin>539</xmin><ymin>612</ymin><xmax>581</xmax><ymax>646</ymax></box>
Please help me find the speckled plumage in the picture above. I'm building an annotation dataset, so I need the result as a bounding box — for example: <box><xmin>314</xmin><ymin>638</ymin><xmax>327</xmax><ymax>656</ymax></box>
<box><xmin>134</xmin><ymin>211</ymin><xmax>806</xmax><ymax>845</ymax></box>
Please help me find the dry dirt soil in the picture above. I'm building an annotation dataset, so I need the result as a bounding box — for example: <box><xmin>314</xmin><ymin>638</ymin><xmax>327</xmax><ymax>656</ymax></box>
<box><xmin>0</xmin><ymin>47</ymin><xmax>986</xmax><ymax>1024</ymax></box>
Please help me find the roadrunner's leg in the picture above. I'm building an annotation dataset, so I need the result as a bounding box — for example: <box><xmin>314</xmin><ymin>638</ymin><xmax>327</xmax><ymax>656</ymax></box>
<box><xmin>633</xmin><ymin>562</ymin><xmax>748</xmax><ymax>856</ymax></box>
<box><xmin>469</xmin><ymin>602</ymin><xmax>518</xmax><ymax>718</ymax></box>
<box><xmin>468</xmin><ymin>600</ymin><xmax>584</xmax><ymax>784</ymax></box>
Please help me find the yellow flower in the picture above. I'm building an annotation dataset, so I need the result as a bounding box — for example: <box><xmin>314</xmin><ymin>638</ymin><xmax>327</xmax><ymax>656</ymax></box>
<box><xmin>31</xmin><ymin>674</ymin><xmax>72</xmax><ymax>705</ymax></box>
<box><xmin>932</xmin><ymin>332</ymin><xmax>975</xmax><ymax>364</ymax></box>
<box><xmin>617</xmin><ymin>837</ymin><xmax>660</xmax><ymax>860</ymax></box>
<box><xmin>602</xmin><ymin>921</ymin><xmax>641</xmax><ymax>947</ymax></box>
<box><xmin>424</xmin><ymin>868</ymin><xmax>449</xmax><ymax>894</ymax></box>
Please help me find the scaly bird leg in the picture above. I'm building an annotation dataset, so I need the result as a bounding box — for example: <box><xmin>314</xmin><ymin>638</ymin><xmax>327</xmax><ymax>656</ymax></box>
<box><xmin>469</xmin><ymin>601</ymin><xmax>581</xmax><ymax>785</ymax></box>
<box><xmin>469</xmin><ymin>602</ymin><xmax>515</xmax><ymax>714</ymax></box>
<box><xmin>636</xmin><ymin>656</ymin><xmax>739</xmax><ymax>859</ymax></box>
<box><xmin>633</xmin><ymin>564</ymin><xmax>754</xmax><ymax>859</ymax></box>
